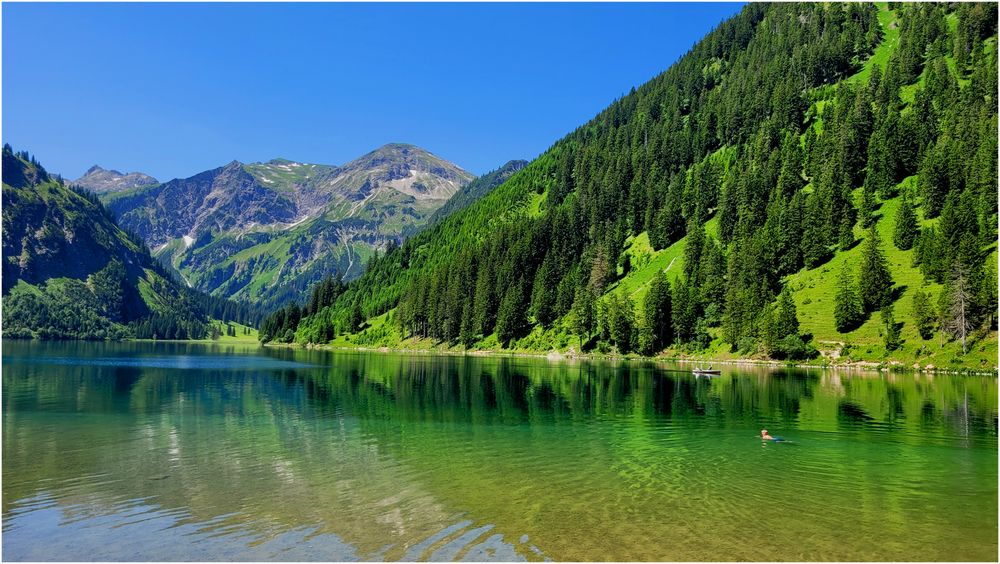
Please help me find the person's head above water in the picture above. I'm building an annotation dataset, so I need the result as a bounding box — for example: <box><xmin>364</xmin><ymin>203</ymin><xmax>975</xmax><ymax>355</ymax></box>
<box><xmin>760</xmin><ymin>429</ymin><xmax>773</xmax><ymax>440</ymax></box>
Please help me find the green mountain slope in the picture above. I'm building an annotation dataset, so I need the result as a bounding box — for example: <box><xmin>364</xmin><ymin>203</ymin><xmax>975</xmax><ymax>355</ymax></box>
<box><xmin>423</xmin><ymin>159</ymin><xmax>529</xmax><ymax>228</ymax></box>
<box><xmin>2</xmin><ymin>146</ymin><xmax>204</xmax><ymax>338</ymax></box>
<box><xmin>103</xmin><ymin>144</ymin><xmax>474</xmax><ymax>308</ymax></box>
<box><xmin>273</xmin><ymin>3</ymin><xmax>997</xmax><ymax>370</ymax></box>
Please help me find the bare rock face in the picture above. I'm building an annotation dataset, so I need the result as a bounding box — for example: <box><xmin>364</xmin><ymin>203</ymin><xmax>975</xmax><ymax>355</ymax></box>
<box><xmin>105</xmin><ymin>161</ymin><xmax>299</xmax><ymax>248</ymax></box>
<box><xmin>102</xmin><ymin>143</ymin><xmax>478</xmax><ymax>308</ymax></box>
<box><xmin>72</xmin><ymin>165</ymin><xmax>158</xmax><ymax>194</ymax></box>
<box><xmin>312</xmin><ymin>143</ymin><xmax>473</xmax><ymax>202</ymax></box>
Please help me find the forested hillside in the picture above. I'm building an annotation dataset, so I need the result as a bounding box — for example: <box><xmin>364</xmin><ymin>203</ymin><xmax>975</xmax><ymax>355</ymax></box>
<box><xmin>2</xmin><ymin>145</ymin><xmax>264</xmax><ymax>339</ymax></box>
<box><xmin>422</xmin><ymin>159</ymin><xmax>529</xmax><ymax>229</ymax></box>
<box><xmin>268</xmin><ymin>2</ymin><xmax>997</xmax><ymax>370</ymax></box>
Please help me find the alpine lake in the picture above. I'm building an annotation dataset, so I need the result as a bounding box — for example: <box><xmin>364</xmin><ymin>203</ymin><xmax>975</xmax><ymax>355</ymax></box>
<box><xmin>2</xmin><ymin>340</ymin><xmax>996</xmax><ymax>561</ymax></box>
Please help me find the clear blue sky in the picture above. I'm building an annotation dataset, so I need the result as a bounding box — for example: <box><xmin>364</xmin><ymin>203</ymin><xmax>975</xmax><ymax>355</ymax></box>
<box><xmin>3</xmin><ymin>2</ymin><xmax>742</xmax><ymax>181</ymax></box>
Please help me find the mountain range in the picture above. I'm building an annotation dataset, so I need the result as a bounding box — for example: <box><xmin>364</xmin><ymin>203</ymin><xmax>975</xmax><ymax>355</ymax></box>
<box><xmin>90</xmin><ymin>143</ymin><xmax>482</xmax><ymax>308</ymax></box>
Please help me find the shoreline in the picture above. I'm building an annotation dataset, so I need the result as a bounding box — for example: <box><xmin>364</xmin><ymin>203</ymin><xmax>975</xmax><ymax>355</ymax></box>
<box><xmin>3</xmin><ymin>336</ymin><xmax>994</xmax><ymax>375</ymax></box>
<box><xmin>266</xmin><ymin>341</ymin><xmax>999</xmax><ymax>376</ymax></box>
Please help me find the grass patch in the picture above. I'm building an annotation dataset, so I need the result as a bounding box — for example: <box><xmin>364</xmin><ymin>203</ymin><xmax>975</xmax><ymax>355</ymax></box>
<box><xmin>208</xmin><ymin>319</ymin><xmax>260</xmax><ymax>343</ymax></box>
<box><xmin>847</xmin><ymin>3</ymin><xmax>900</xmax><ymax>85</ymax></box>
<box><xmin>608</xmin><ymin>231</ymin><xmax>686</xmax><ymax>303</ymax></box>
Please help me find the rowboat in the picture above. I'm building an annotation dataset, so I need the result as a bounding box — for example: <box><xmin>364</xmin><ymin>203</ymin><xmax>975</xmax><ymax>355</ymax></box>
<box><xmin>692</xmin><ymin>367</ymin><xmax>721</xmax><ymax>376</ymax></box>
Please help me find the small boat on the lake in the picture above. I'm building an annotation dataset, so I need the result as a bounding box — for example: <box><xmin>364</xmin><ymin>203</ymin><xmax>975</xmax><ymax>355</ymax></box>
<box><xmin>692</xmin><ymin>366</ymin><xmax>721</xmax><ymax>376</ymax></box>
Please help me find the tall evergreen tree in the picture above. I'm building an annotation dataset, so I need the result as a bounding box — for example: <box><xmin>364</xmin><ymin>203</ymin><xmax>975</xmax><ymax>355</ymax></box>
<box><xmin>643</xmin><ymin>272</ymin><xmax>672</xmax><ymax>352</ymax></box>
<box><xmin>671</xmin><ymin>277</ymin><xmax>699</xmax><ymax>345</ymax></box>
<box><xmin>496</xmin><ymin>280</ymin><xmax>528</xmax><ymax>347</ymax></box>
<box><xmin>606</xmin><ymin>291</ymin><xmax>636</xmax><ymax>353</ymax></box>
<box><xmin>912</xmin><ymin>289</ymin><xmax>936</xmax><ymax>340</ymax></box>
<box><xmin>838</xmin><ymin>215</ymin><xmax>856</xmax><ymax>251</ymax></box>
<box><xmin>881</xmin><ymin>302</ymin><xmax>902</xmax><ymax>352</ymax></box>
<box><xmin>802</xmin><ymin>195</ymin><xmax>830</xmax><ymax>268</ymax></box>
<box><xmin>858</xmin><ymin>186</ymin><xmax>877</xmax><ymax>229</ymax></box>
<box><xmin>941</xmin><ymin>262</ymin><xmax>973</xmax><ymax>354</ymax></box>
<box><xmin>774</xmin><ymin>286</ymin><xmax>800</xmax><ymax>339</ymax></box>
<box><xmin>835</xmin><ymin>262</ymin><xmax>864</xmax><ymax>333</ymax></box>
<box><xmin>570</xmin><ymin>285</ymin><xmax>596</xmax><ymax>350</ymax></box>
<box><xmin>349</xmin><ymin>300</ymin><xmax>364</xmax><ymax>333</ymax></box>
<box><xmin>459</xmin><ymin>301</ymin><xmax>476</xmax><ymax>348</ymax></box>
<box><xmin>857</xmin><ymin>226</ymin><xmax>893</xmax><ymax>312</ymax></box>
<box><xmin>893</xmin><ymin>195</ymin><xmax>919</xmax><ymax>250</ymax></box>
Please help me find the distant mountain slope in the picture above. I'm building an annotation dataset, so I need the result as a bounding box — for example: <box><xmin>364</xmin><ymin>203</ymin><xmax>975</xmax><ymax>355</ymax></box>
<box><xmin>284</xmin><ymin>2</ymin><xmax>997</xmax><ymax>370</ymax></box>
<box><xmin>72</xmin><ymin>165</ymin><xmax>158</xmax><ymax>193</ymax></box>
<box><xmin>2</xmin><ymin>146</ymin><xmax>208</xmax><ymax>339</ymax></box>
<box><xmin>103</xmin><ymin>143</ymin><xmax>473</xmax><ymax>308</ymax></box>
<box><xmin>106</xmin><ymin>160</ymin><xmax>304</xmax><ymax>248</ymax></box>
<box><xmin>425</xmin><ymin>159</ymin><xmax>528</xmax><ymax>228</ymax></box>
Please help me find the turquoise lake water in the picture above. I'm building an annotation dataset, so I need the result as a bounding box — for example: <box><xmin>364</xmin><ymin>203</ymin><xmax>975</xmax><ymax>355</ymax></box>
<box><xmin>2</xmin><ymin>340</ymin><xmax>996</xmax><ymax>561</ymax></box>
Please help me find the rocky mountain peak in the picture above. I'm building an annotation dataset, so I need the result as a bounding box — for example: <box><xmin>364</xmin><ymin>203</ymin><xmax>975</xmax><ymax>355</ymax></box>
<box><xmin>72</xmin><ymin>164</ymin><xmax>158</xmax><ymax>194</ymax></box>
<box><xmin>326</xmin><ymin>143</ymin><xmax>474</xmax><ymax>202</ymax></box>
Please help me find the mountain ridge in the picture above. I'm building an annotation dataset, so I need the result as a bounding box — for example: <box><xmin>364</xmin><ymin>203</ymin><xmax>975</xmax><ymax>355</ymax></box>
<box><xmin>103</xmin><ymin>143</ymin><xmax>476</xmax><ymax>308</ymax></box>
<box><xmin>72</xmin><ymin>165</ymin><xmax>158</xmax><ymax>194</ymax></box>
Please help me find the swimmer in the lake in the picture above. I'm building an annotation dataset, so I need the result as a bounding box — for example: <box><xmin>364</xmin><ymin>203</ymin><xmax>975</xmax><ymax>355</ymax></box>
<box><xmin>760</xmin><ymin>429</ymin><xmax>791</xmax><ymax>443</ymax></box>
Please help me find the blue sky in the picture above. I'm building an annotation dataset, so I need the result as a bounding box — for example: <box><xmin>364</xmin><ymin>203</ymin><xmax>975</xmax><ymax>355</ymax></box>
<box><xmin>3</xmin><ymin>2</ymin><xmax>742</xmax><ymax>181</ymax></box>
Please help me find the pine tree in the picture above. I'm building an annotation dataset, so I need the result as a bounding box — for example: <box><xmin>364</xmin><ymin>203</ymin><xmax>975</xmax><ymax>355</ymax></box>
<box><xmin>636</xmin><ymin>311</ymin><xmax>656</xmax><ymax>357</ymax></box>
<box><xmin>864</xmin><ymin>114</ymin><xmax>897</xmax><ymax>199</ymax></box>
<box><xmin>459</xmin><ymin>301</ymin><xmax>476</xmax><ymax>348</ymax></box>
<box><xmin>472</xmin><ymin>264</ymin><xmax>498</xmax><ymax>337</ymax></box>
<box><xmin>919</xmin><ymin>138</ymin><xmax>950</xmax><ymax>218</ymax></box>
<box><xmin>857</xmin><ymin>226</ymin><xmax>893</xmax><ymax>312</ymax></box>
<box><xmin>858</xmin><ymin>187</ymin><xmax>877</xmax><ymax>229</ymax></box>
<box><xmin>644</xmin><ymin>272</ymin><xmax>673</xmax><ymax>350</ymax></box>
<box><xmin>941</xmin><ymin>262</ymin><xmax>973</xmax><ymax>354</ymax></box>
<box><xmin>682</xmin><ymin>220</ymin><xmax>706</xmax><ymax>282</ymax></box>
<box><xmin>975</xmin><ymin>257</ymin><xmax>998</xmax><ymax>332</ymax></box>
<box><xmin>893</xmin><ymin>195</ymin><xmax>919</xmax><ymax>250</ymax></box>
<box><xmin>496</xmin><ymin>280</ymin><xmax>527</xmax><ymax>348</ymax></box>
<box><xmin>774</xmin><ymin>286</ymin><xmax>800</xmax><ymax>339</ymax></box>
<box><xmin>607</xmin><ymin>291</ymin><xmax>636</xmax><ymax>353</ymax></box>
<box><xmin>838</xmin><ymin>215</ymin><xmax>856</xmax><ymax>251</ymax></box>
<box><xmin>912</xmin><ymin>289</ymin><xmax>936</xmax><ymax>340</ymax></box>
<box><xmin>672</xmin><ymin>277</ymin><xmax>698</xmax><ymax>345</ymax></box>
<box><xmin>834</xmin><ymin>262</ymin><xmax>864</xmax><ymax>332</ymax></box>
<box><xmin>881</xmin><ymin>302</ymin><xmax>901</xmax><ymax>352</ymax></box>
<box><xmin>698</xmin><ymin>236</ymin><xmax>726</xmax><ymax>307</ymax></box>
<box><xmin>759</xmin><ymin>304</ymin><xmax>778</xmax><ymax>356</ymax></box>
<box><xmin>530</xmin><ymin>254</ymin><xmax>557</xmax><ymax>328</ymax></box>
<box><xmin>349</xmin><ymin>300</ymin><xmax>363</xmax><ymax>333</ymax></box>
<box><xmin>802</xmin><ymin>192</ymin><xmax>830</xmax><ymax>268</ymax></box>
<box><xmin>571</xmin><ymin>285</ymin><xmax>596</xmax><ymax>350</ymax></box>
